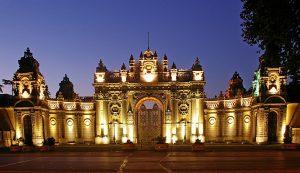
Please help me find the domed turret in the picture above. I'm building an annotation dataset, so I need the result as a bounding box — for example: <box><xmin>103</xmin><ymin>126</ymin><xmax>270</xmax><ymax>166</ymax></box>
<box><xmin>17</xmin><ymin>47</ymin><xmax>41</xmax><ymax>76</ymax></box>
<box><xmin>225</xmin><ymin>71</ymin><xmax>246</xmax><ymax>98</ymax></box>
<box><xmin>143</xmin><ymin>49</ymin><xmax>154</xmax><ymax>59</ymax></box>
<box><xmin>192</xmin><ymin>57</ymin><xmax>202</xmax><ymax>71</ymax></box>
<box><xmin>96</xmin><ymin>59</ymin><xmax>107</xmax><ymax>72</ymax></box>
<box><xmin>56</xmin><ymin>74</ymin><xmax>77</xmax><ymax>100</ymax></box>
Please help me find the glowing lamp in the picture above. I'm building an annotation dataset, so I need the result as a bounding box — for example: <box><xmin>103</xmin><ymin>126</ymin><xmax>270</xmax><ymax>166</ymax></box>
<box><xmin>22</xmin><ymin>91</ymin><xmax>30</xmax><ymax>98</ymax></box>
<box><xmin>144</xmin><ymin>73</ymin><xmax>155</xmax><ymax>82</ymax></box>
<box><xmin>67</xmin><ymin>119</ymin><xmax>73</xmax><ymax>126</ymax></box>
<box><xmin>95</xmin><ymin>73</ymin><xmax>105</xmax><ymax>83</ymax></box>
<box><xmin>84</xmin><ymin>118</ymin><xmax>91</xmax><ymax>126</ymax></box>
<box><xmin>269</xmin><ymin>86</ymin><xmax>277</xmax><ymax>94</ymax></box>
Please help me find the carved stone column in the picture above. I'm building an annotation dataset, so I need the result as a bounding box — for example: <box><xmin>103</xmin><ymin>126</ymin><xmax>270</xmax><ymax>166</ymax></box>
<box><xmin>95</xmin><ymin>93</ymin><xmax>109</xmax><ymax>144</ymax></box>
<box><xmin>32</xmin><ymin>110</ymin><xmax>44</xmax><ymax>146</ymax></box>
<box><xmin>121</xmin><ymin>93</ymin><xmax>128</xmax><ymax>143</ymax></box>
<box><xmin>198</xmin><ymin>98</ymin><xmax>205</xmax><ymax>142</ymax></box>
<box><xmin>171</xmin><ymin>92</ymin><xmax>178</xmax><ymax>142</ymax></box>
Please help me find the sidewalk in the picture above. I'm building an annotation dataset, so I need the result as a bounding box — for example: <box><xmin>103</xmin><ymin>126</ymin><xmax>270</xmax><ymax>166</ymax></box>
<box><xmin>51</xmin><ymin>143</ymin><xmax>291</xmax><ymax>152</ymax></box>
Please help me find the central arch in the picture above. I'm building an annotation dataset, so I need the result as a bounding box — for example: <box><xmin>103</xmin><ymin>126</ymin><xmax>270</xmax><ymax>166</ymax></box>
<box><xmin>134</xmin><ymin>97</ymin><xmax>164</xmax><ymax>144</ymax></box>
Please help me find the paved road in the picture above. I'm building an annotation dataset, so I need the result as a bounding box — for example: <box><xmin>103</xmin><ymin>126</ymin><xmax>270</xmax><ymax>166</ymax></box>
<box><xmin>0</xmin><ymin>151</ymin><xmax>300</xmax><ymax>172</ymax></box>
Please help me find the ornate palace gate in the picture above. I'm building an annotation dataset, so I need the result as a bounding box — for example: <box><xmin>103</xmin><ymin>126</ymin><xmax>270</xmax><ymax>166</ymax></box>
<box><xmin>136</xmin><ymin>99</ymin><xmax>162</xmax><ymax>144</ymax></box>
<box><xmin>93</xmin><ymin>49</ymin><xmax>205</xmax><ymax>144</ymax></box>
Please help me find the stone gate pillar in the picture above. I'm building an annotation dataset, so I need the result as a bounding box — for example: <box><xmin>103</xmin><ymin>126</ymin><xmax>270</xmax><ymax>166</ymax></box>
<box><xmin>171</xmin><ymin>92</ymin><xmax>178</xmax><ymax>143</ymax></box>
<box><xmin>95</xmin><ymin>95</ymin><xmax>109</xmax><ymax>144</ymax></box>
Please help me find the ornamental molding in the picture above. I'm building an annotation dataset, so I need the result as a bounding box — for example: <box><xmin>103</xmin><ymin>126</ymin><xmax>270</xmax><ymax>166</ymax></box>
<box><xmin>205</xmin><ymin>101</ymin><xmax>220</xmax><ymax>110</ymax></box>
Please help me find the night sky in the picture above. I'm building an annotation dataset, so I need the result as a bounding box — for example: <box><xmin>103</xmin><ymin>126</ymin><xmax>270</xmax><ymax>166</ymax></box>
<box><xmin>0</xmin><ymin>0</ymin><xmax>259</xmax><ymax>98</ymax></box>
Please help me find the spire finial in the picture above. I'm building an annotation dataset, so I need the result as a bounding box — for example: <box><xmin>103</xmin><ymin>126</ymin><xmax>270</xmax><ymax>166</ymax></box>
<box><xmin>147</xmin><ymin>32</ymin><xmax>150</xmax><ymax>50</ymax></box>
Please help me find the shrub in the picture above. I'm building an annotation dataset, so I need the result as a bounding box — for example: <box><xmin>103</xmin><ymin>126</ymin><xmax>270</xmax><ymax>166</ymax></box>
<box><xmin>284</xmin><ymin>126</ymin><xmax>292</xmax><ymax>144</ymax></box>
<box><xmin>44</xmin><ymin>137</ymin><xmax>56</xmax><ymax>146</ymax></box>
<box><xmin>194</xmin><ymin>139</ymin><xmax>203</xmax><ymax>144</ymax></box>
<box><xmin>125</xmin><ymin>139</ymin><xmax>133</xmax><ymax>144</ymax></box>
<box><xmin>155</xmin><ymin>136</ymin><xmax>166</xmax><ymax>144</ymax></box>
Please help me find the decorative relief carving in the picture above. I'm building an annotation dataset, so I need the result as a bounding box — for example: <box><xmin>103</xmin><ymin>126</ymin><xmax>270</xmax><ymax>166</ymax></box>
<box><xmin>227</xmin><ymin>116</ymin><xmax>234</xmax><ymax>124</ymax></box>
<box><xmin>244</xmin><ymin>115</ymin><xmax>250</xmax><ymax>124</ymax></box>
<box><xmin>178</xmin><ymin>103</ymin><xmax>189</xmax><ymax>115</ymax></box>
<box><xmin>127</xmin><ymin>113</ymin><xmax>134</xmax><ymax>125</ymax></box>
<box><xmin>84</xmin><ymin>118</ymin><xmax>91</xmax><ymax>126</ymax></box>
<box><xmin>208</xmin><ymin>117</ymin><xmax>216</xmax><ymax>125</ymax></box>
<box><xmin>50</xmin><ymin>117</ymin><xmax>56</xmax><ymax>126</ymax></box>
<box><xmin>206</xmin><ymin>101</ymin><xmax>220</xmax><ymax>109</ymax></box>
<box><xmin>224</xmin><ymin>99</ymin><xmax>237</xmax><ymax>109</ymax></box>
<box><xmin>96</xmin><ymin>92</ymin><xmax>110</xmax><ymax>100</ymax></box>
<box><xmin>241</xmin><ymin>98</ymin><xmax>252</xmax><ymax>107</ymax></box>
<box><xmin>63</xmin><ymin>102</ymin><xmax>76</xmax><ymax>110</ymax></box>
<box><xmin>133</xmin><ymin>92</ymin><xmax>165</xmax><ymax>105</ymax></box>
<box><xmin>110</xmin><ymin>103</ymin><xmax>121</xmax><ymax>116</ymax></box>
<box><xmin>48</xmin><ymin>101</ymin><xmax>59</xmax><ymax>109</ymax></box>
<box><xmin>165</xmin><ymin>112</ymin><xmax>171</xmax><ymax>123</ymax></box>
<box><xmin>80</xmin><ymin>103</ymin><xmax>94</xmax><ymax>111</ymax></box>
<box><xmin>66</xmin><ymin>118</ymin><xmax>73</xmax><ymax>126</ymax></box>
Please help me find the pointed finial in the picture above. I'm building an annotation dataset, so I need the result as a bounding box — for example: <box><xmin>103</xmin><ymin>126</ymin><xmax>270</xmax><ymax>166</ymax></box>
<box><xmin>96</xmin><ymin>59</ymin><xmax>107</xmax><ymax>72</ymax></box>
<box><xmin>171</xmin><ymin>62</ymin><xmax>177</xmax><ymax>69</ymax></box>
<box><xmin>63</xmin><ymin>74</ymin><xmax>69</xmax><ymax>81</ymax></box>
<box><xmin>24</xmin><ymin>47</ymin><xmax>33</xmax><ymax>57</ymax></box>
<box><xmin>139</xmin><ymin>51</ymin><xmax>143</xmax><ymax>59</ymax></box>
<box><xmin>147</xmin><ymin>32</ymin><xmax>150</xmax><ymax>50</ymax></box>
<box><xmin>121</xmin><ymin>63</ymin><xmax>126</xmax><ymax>70</ymax></box>
<box><xmin>129</xmin><ymin>54</ymin><xmax>134</xmax><ymax>61</ymax></box>
<box><xmin>163</xmin><ymin>54</ymin><xmax>168</xmax><ymax>60</ymax></box>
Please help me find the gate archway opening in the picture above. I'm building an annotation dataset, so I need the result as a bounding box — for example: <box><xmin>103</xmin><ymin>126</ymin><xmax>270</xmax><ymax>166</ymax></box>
<box><xmin>268</xmin><ymin>111</ymin><xmax>277</xmax><ymax>143</ymax></box>
<box><xmin>23</xmin><ymin>115</ymin><xmax>33</xmax><ymax>145</ymax></box>
<box><xmin>135</xmin><ymin>97</ymin><xmax>164</xmax><ymax>144</ymax></box>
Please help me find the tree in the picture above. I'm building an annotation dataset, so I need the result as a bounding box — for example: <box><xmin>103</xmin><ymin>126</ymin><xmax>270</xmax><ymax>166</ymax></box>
<box><xmin>0</xmin><ymin>84</ymin><xmax>3</xmax><ymax>93</ymax></box>
<box><xmin>240</xmin><ymin>0</ymin><xmax>300</xmax><ymax>83</ymax></box>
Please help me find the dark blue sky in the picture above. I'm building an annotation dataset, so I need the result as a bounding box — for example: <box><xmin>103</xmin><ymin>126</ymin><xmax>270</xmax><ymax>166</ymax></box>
<box><xmin>0</xmin><ymin>0</ymin><xmax>259</xmax><ymax>98</ymax></box>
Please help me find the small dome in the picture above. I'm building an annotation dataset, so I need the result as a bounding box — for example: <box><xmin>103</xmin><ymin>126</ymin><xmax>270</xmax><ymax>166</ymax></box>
<box><xmin>192</xmin><ymin>57</ymin><xmax>202</xmax><ymax>71</ymax></box>
<box><xmin>143</xmin><ymin>49</ymin><xmax>154</xmax><ymax>58</ymax></box>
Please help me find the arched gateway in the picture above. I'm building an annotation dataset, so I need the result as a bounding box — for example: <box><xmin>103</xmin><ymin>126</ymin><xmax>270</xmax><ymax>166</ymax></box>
<box><xmin>93</xmin><ymin>49</ymin><xmax>206</xmax><ymax>144</ymax></box>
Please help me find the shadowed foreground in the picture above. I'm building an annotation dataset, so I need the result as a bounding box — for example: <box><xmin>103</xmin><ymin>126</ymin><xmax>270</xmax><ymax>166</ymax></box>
<box><xmin>0</xmin><ymin>150</ymin><xmax>300</xmax><ymax>172</ymax></box>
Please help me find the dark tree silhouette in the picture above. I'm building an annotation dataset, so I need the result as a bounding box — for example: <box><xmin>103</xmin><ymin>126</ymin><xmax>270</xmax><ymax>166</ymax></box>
<box><xmin>0</xmin><ymin>84</ymin><xmax>3</xmax><ymax>93</ymax></box>
<box><xmin>240</xmin><ymin>0</ymin><xmax>300</xmax><ymax>83</ymax></box>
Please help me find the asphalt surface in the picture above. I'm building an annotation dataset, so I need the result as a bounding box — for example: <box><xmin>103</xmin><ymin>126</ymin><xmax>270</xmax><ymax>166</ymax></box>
<box><xmin>0</xmin><ymin>150</ymin><xmax>300</xmax><ymax>172</ymax></box>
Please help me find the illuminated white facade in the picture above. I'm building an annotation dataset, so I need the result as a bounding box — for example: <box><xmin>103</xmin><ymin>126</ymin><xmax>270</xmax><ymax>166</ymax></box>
<box><xmin>0</xmin><ymin>48</ymin><xmax>295</xmax><ymax>147</ymax></box>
